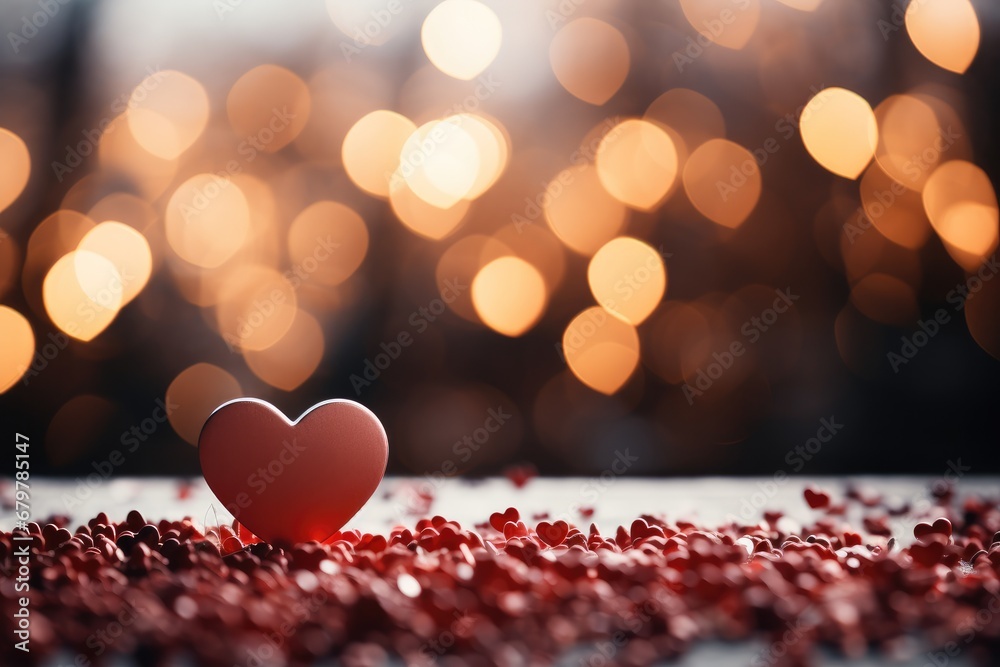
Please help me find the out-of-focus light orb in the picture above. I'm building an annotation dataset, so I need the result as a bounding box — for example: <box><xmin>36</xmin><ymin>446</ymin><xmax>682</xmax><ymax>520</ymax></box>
<box><xmin>849</xmin><ymin>273</ymin><xmax>918</xmax><ymax>326</ymax></box>
<box><xmin>0</xmin><ymin>231</ymin><xmax>18</xmax><ymax>300</ymax></box>
<box><xmin>100</xmin><ymin>114</ymin><xmax>179</xmax><ymax>201</ymax></box>
<box><xmin>45</xmin><ymin>395</ymin><xmax>117</xmax><ymax>466</ymax></box>
<box><xmin>390</xmin><ymin>177</ymin><xmax>470</xmax><ymax>240</ymax></box>
<box><xmin>644</xmin><ymin>302</ymin><xmax>712</xmax><ymax>385</ymax></box>
<box><xmin>934</xmin><ymin>202</ymin><xmax>999</xmax><ymax>259</ymax></box>
<box><xmin>643</xmin><ymin>89</ymin><xmax>725</xmax><ymax>154</ymax></box>
<box><xmin>472</xmin><ymin>256</ymin><xmax>547</xmax><ymax>337</ymax></box>
<box><xmin>343</xmin><ymin>110</ymin><xmax>417</xmax><ymax>198</ymax></box>
<box><xmin>22</xmin><ymin>210</ymin><xmax>96</xmax><ymax>314</ymax></box>
<box><xmin>43</xmin><ymin>250</ymin><xmax>123</xmax><ymax>341</ymax></box>
<box><xmin>436</xmin><ymin>234</ymin><xmax>512</xmax><ymax>322</ymax></box>
<box><xmin>922</xmin><ymin>160</ymin><xmax>999</xmax><ymax>266</ymax></box>
<box><xmin>493</xmin><ymin>223</ymin><xmax>566</xmax><ymax>293</ymax></box>
<box><xmin>680</xmin><ymin>0</ymin><xmax>761</xmax><ymax>50</ymax></box>
<box><xmin>166</xmin><ymin>363</ymin><xmax>243</xmax><ymax>446</ymax></box>
<box><xmin>905</xmin><ymin>0</ymin><xmax>980</xmax><ymax>74</ymax></box>
<box><xmin>453</xmin><ymin>113</ymin><xmax>508</xmax><ymax>200</ymax></box>
<box><xmin>588</xmin><ymin>237</ymin><xmax>666</xmax><ymax>325</ymax></box>
<box><xmin>0</xmin><ymin>128</ymin><xmax>30</xmax><ymax>213</ymax></box>
<box><xmin>325</xmin><ymin>0</ymin><xmax>408</xmax><ymax>46</ymax></box>
<box><xmin>165</xmin><ymin>174</ymin><xmax>251</xmax><ymax>268</ymax></box>
<box><xmin>874</xmin><ymin>95</ymin><xmax>945</xmax><ymax>192</ymax></box>
<box><xmin>799</xmin><ymin>87</ymin><xmax>877</xmax><ymax>180</ymax></box>
<box><xmin>775</xmin><ymin>0</ymin><xmax>823</xmax><ymax>9</ymax></box>
<box><xmin>683</xmin><ymin>139</ymin><xmax>762</xmax><ymax>228</ymax></box>
<box><xmin>544</xmin><ymin>164</ymin><xmax>629</xmax><ymax>256</ymax></box>
<box><xmin>550</xmin><ymin>18</ymin><xmax>630</xmax><ymax>105</ymax></box>
<box><xmin>966</xmin><ymin>273</ymin><xmax>1000</xmax><ymax>361</ymax></box>
<box><xmin>215</xmin><ymin>265</ymin><xmax>298</xmax><ymax>352</ymax></box>
<box><xmin>397</xmin><ymin>117</ymin><xmax>481</xmax><ymax>208</ymax></box>
<box><xmin>0</xmin><ymin>306</ymin><xmax>34</xmax><ymax>394</ymax></box>
<box><xmin>288</xmin><ymin>201</ymin><xmax>369</xmax><ymax>286</ymax></box>
<box><xmin>596</xmin><ymin>119</ymin><xmax>678</xmax><ymax>211</ymax></box>
<box><xmin>244</xmin><ymin>309</ymin><xmax>324</xmax><ymax>391</ymax></box>
<box><xmin>126</xmin><ymin>70</ymin><xmax>209</xmax><ymax>160</ymax></box>
<box><xmin>421</xmin><ymin>0</ymin><xmax>502</xmax><ymax>81</ymax></box>
<box><xmin>563</xmin><ymin>306</ymin><xmax>640</xmax><ymax>395</ymax></box>
<box><xmin>88</xmin><ymin>193</ymin><xmax>158</xmax><ymax>236</ymax></box>
<box><xmin>78</xmin><ymin>222</ymin><xmax>152</xmax><ymax>306</ymax></box>
<box><xmin>227</xmin><ymin>65</ymin><xmax>311</xmax><ymax>152</ymax></box>
<box><xmin>858</xmin><ymin>163</ymin><xmax>931</xmax><ymax>250</ymax></box>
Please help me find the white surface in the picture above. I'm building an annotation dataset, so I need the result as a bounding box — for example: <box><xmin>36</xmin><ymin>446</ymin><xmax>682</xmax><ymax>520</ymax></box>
<box><xmin>5</xmin><ymin>476</ymin><xmax>996</xmax><ymax>544</ymax></box>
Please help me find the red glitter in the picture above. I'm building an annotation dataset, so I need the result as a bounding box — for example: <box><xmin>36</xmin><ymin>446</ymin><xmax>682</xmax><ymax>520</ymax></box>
<box><xmin>3</xmin><ymin>486</ymin><xmax>1000</xmax><ymax>666</ymax></box>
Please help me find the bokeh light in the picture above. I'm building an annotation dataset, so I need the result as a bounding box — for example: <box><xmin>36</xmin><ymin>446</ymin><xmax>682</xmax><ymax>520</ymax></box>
<box><xmin>0</xmin><ymin>128</ymin><xmax>31</xmax><ymax>213</ymax></box>
<box><xmin>472</xmin><ymin>256</ymin><xmax>547</xmax><ymax>337</ymax></box>
<box><xmin>343</xmin><ymin>110</ymin><xmax>417</xmax><ymax>198</ymax></box>
<box><xmin>965</xmin><ymin>274</ymin><xmax>1000</xmax><ymax>361</ymax></box>
<box><xmin>226</xmin><ymin>65</ymin><xmax>311</xmax><ymax>152</ymax></box>
<box><xmin>643</xmin><ymin>89</ymin><xmax>726</xmax><ymax>156</ymax></box>
<box><xmin>549</xmin><ymin>18</ymin><xmax>630</xmax><ymax>105</ymax></box>
<box><xmin>214</xmin><ymin>264</ymin><xmax>299</xmax><ymax>352</ymax></box>
<box><xmin>126</xmin><ymin>70</ymin><xmax>209</xmax><ymax>160</ymax></box>
<box><xmin>774</xmin><ymin>0</ymin><xmax>823</xmax><ymax>10</ymax></box>
<box><xmin>563</xmin><ymin>306</ymin><xmax>640</xmax><ymax>395</ymax></box>
<box><xmin>922</xmin><ymin>160</ymin><xmax>1000</xmax><ymax>268</ymax></box>
<box><xmin>44</xmin><ymin>395</ymin><xmax>117</xmax><ymax>466</ymax></box>
<box><xmin>99</xmin><ymin>114</ymin><xmax>179</xmax><ymax>201</ymax></box>
<box><xmin>595</xmin><ymin>119</ymin><xmax>678</xmax><ymax>211</ymax></box>
<box><xmin>858</xmin><ymin>163</ymin><xmax>931</xmax><ymax>250</ymax></box>
<box><xmin>78</xmin><ymin>221</ymin><xmax>153</xmax><ymax>306</ymax></box>
<box><xmin>244</xmin><ymin>309</ymin><xmax>325</xmax><ymax>391</ymax></box>
<box><xmin>165</xmin><ymin>363</ymin><xmax>243</xmax><ymax>445</ymax></box>
<box><xmin>454</xmin><ymin>113</ymin><xmax>509</xmax><ymax>200</ymax></box>
<box><xmin>543</xmin><ymin>164</ymin><xmax>628</xmax><ymax>256</ymax></box>
<box><xmin>421</xmin><ymin>0</ymin><xmax>502</xmax><ymax>81</ymax></box>
<box><xmin>43</xmin><ymin>250</ymin><xmax>123</xmax><ymax>342</ymax></box>
<box><xmin>679</xmin><ymin>0</ymin><xmax>761</xmax><ymax>50</ymax></box>
<box><xmin>905</xmin><ymin>0</ymin><xmax>980</xmax><ymax>74</ymax></box>
<box><xmin>799</xmin><ymin>87</ymin><xmax>877</xmax><ymax>179</ymax></box>
<box><xmin>287</xmin><ymin>201</ymin><xmax>369</xmax><ymax>286</ymax></box>
<box><xmin>849</xmin><ymin>273</ymin><xmax>919</xmax><ymax>326</ymax></box>
<box><xmin>0</xmin><ymin>306</ymin><xmax>34</xmax><ymax>394</ymax></box>
<box><xmin>390</xmin><ymin>178</ymin><xmax>470</xmax><ymax>241</ymax></box>
<box><xmin>436</xmin><ymin>234</ymin><xmax>511</xmax><ymax>322</ymax></box>
<box><xmin>165</xmin><ymin>174</ymin><xmax>251</xmax><ymax>269</ymax></box>
<box><xmin>397</xmin><ymin>116</ymin><xmax>481</xmax><ymax>208</ymax></box>
<box><xmin>588</xmin><ymin>237</ymin><xmax>666</xmax><ymax>326</ymax></box>
<box><xmin>683</xmin><ymin>139</ymin><xmax>762</xmax><ymax>229</ymax></box>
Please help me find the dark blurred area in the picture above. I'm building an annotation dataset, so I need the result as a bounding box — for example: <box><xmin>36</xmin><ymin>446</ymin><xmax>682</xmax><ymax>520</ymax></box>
<box><xmin>1</xmin><ymin>0</ymin><xmax>998</xmax><ymax>479</ymax></box>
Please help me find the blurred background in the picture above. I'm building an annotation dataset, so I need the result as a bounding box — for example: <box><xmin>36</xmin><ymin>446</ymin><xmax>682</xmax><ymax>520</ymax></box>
<box><xmin>1</xmin><ymin>0</ymin><xmax>998</xmax><ymax>480</ymax></box>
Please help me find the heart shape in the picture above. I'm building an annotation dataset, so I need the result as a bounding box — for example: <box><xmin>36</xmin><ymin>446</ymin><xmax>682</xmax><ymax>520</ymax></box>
<box><xmin>536</xmin><ymin>520</ymin><xmax>569</xmax><ymax>546</ymax></box>
<box><xmin>489</xmin><ymin>507</ymin><xmax>520</xmax><ymax>532</ymax></box>
<box><xmin>909</xmin><ymin>537</ymin><xmax>947</xmax><ymax>567</ymax></box>
<box><xmin>803</xmin><ymin>487</ymin><xmax>830</xmax><ymax>509</ymax></box>
<box><xmin>198</xmin><ymin>398</ymin><xmax>387</xmax><ymax>544</ymax></box>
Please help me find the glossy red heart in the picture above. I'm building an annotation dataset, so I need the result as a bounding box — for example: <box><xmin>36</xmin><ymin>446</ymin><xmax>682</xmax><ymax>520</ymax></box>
<box><xmin>536</xmin><ymin>520</ymin><xmax>569</xmax><ymax>546</ymax></box>
<box><xmin>198</xmin><ymin>398</ymin><xmax>387</xmax><ymax>544</ymax></box>
<box><xmin>489</xmin><ymin>507</ymin><xmax>519</xmax><ymax>532</ymax></box>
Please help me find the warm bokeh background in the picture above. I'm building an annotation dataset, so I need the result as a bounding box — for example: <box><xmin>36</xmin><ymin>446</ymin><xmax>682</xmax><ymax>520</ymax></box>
<box><xmin>1</xmin><ymin>0</ymin><xmax>998</xmax><ymax>478</ymax></box>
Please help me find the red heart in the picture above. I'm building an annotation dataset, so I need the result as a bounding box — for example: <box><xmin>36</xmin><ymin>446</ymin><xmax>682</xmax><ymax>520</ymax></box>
<box><xmin>803</xmin><ymin>487</ymin><xmax>830</xmax><ymax>509</ymax></box>
<box><xmin>199</xmin><ymin>398</ymin><xmax>387</xmax><ymax>544</ymax></box>
<box><xmin>536</xmin><ymin>520</ymin><xmax>569</xmax><ymax>546</ymax></box>
<box><xmin>913</xmin><ymin>521</ymin><xmax>934</xmax><ymax>539</ymax></box>
<box><xmin>489</xmin><ymin>507</ymin><xmax>520</xmax><ymax>532</ymax></box>
<box><xmin>909</xmin><ymin>537</ymin><xmax>946</xmax><ymax>567</ymax></box>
